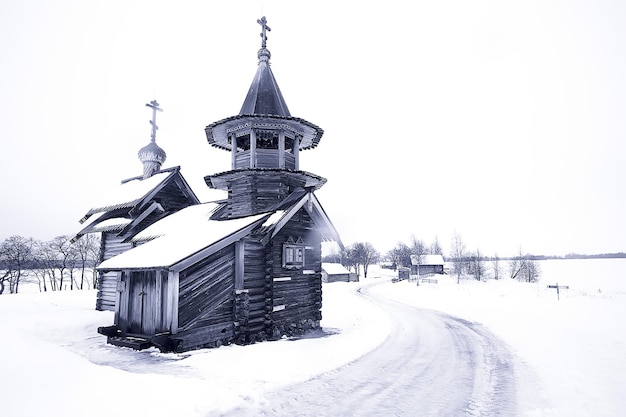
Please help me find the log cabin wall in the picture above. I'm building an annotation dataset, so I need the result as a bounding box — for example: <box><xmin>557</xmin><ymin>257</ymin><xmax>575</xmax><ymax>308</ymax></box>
<box><xmin>174</xmin><ymin>245</ymin><xmax>237</xmax><ymax>350</ymax></box>
<box><xmin>240</xmin><ymin>236</ymin><xmax>272</xmax><ymax>343</ymax></box>
<box><xmin>223</xmin><ymin>171</ymin><xmax>315</xmax><ymax>218</ymax></box>
<box><xmin>96</xmin><ymin>232</ymin><xmax>134</xmax><ymax>311</ymax></box>
<box><xmin>227</xmin><ymin>173</ymin><xmax>291</xmax><ymax>218</ymax></box>
<box><xmin>268</xmin><ymin>209</ymin><xmax>323</xmax><ymax>338</ymax></box>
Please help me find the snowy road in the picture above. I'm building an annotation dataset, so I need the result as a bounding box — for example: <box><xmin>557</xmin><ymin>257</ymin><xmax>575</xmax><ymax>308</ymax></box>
<box><xmin>223</xmin><ymin>283</ymin><xmax>518</xmax><ymax>416</ymax></box>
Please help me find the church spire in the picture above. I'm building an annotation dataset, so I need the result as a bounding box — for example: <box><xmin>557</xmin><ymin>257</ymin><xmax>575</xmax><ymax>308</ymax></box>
<box><xmin>138</xmin><ymin>100</ymin><xmax>167</xmax><ymax>179</ymax></box>
<box><xmin>239</xmin><ymin>16</ymin><xmax>290</xmax><ymax>117</ymax></box>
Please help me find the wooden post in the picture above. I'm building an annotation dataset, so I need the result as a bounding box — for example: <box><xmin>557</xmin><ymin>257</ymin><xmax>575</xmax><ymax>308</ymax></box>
<box><xmin>547</xmin><ymin>283</ymin><xmax>569</xmax><ymax>300</ymax></box>
<box><xmin>231</xmin><ymin>133</ymin><xmax>237</xmax><ymax>169</ymax></box>
<box><xmin>278</xmin><ymin>131</ymin><xmax>285</xmax><ymax>168</ymax></box>
<box><xmin>235</xmin><ymin>240</ymin><xmax>244</xmax><ymax>290</ymax></box>
<box><xmin>250</xmin><ymin>129</ymin><xmax>257</xmax><ymax>168</ymax></box>
<box><xmin>293</xmin><ymin>135</ymin><xmax>300</xmax><ymax>170</ymax></box>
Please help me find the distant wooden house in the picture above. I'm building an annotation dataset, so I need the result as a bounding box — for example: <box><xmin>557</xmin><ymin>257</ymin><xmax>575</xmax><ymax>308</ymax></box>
<box><xmin>410</xmin><ymin>254</ymin><xmax>445</xmax><ymax>275</ymax></box>
<box><xmin>322</xmin><ymin>263</ymin><xmax>355</xmax><ymax>283</ymax></box>
<box><xmin>94</xmin><ymin>17</ymin><xmax>342</xmax><ymax>352</ymax></box>
<box><xmin>73</xmin><ymin>102</ymin><xmax>200</xmax><ymax>311</ymax></box>
<box><xmin>397</xmin><ymin>267</ymin><xmax>411</xmax><ymax>280</ymax></box>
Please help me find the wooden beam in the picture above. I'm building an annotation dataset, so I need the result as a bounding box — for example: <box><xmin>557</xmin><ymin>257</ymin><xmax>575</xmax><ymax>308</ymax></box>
<box><xmin>250</xmin><ymin>129</ymin><xmax>257</xmax><ymax>168</ymax></box>
<box><xmin>235</xmin><ymin>240</ymin><xmax>244</xmax><ymax>290</ymax></box>
<box><xmin>278</xmin><ymin>131</ymin><xmax>285</xmax><ymax>169</ymax></box>
<box><xmin>231</xmin><ymin>134</ymin><xmax>237</xmax><ymax>170</ymax></box>
<box><xmin>294</xmin><ymin>135</ymin><xmax>300</xmax><ymax>170</ymax></box>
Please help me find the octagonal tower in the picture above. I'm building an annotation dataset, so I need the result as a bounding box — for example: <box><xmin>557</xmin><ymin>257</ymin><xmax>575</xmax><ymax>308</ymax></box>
<box><xmin>205</xmin><ymin>17</ymin><xmax>326</xmax><ymax>219</ymax></box>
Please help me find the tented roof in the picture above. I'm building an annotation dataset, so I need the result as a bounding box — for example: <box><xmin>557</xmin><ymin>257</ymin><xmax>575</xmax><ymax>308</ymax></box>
<box><xmin>239</xmin><ymin>49</ymin><xmax>290</xmax><ymax>117</ymax></box>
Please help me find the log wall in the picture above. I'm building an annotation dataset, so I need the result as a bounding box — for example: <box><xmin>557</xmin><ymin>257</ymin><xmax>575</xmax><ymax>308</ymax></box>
<box><xmin>268</xmin><ymin>209</ymin><xmax>323</xmax><ymax>338</ymax></box>
<box><xmin>174</xmin><ymin>245</ymin><xmax>236</xmax><ymax>350</ymax></box>
<box><xmin>240</xmin><ymin>237</ymin><xmax>272</xmax><ymax>343</ymax></box>
<box><xmin>96</xmin><ymin>232</ymin><xmax>133</xmax><ymax>311</ymax></box>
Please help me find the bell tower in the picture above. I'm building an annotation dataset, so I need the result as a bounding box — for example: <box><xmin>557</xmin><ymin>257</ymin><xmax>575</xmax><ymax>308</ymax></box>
<box><xmin>205</xmin><ymin>17</ymin><xmax>326</xmax><ymax>219</ymax></box>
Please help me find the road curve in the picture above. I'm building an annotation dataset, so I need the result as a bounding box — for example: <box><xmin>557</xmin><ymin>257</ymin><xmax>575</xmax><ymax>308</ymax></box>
<box><xmin>222</xmin><ymin>282</ymin><xmax>518</xmax><ymax>416</ymax></box>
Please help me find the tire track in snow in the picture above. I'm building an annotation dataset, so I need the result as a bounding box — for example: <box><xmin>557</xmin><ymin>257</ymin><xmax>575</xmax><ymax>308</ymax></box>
<box><xmin>221</xmin><ymin>283</ymin><xmax>517</xmax><ymax>416</ymax></box>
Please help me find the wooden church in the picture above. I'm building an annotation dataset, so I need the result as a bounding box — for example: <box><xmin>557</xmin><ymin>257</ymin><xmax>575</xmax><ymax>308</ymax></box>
<box><xmin>90</xmin><ymin>17</ymin><xmax>342</xmax><ymax>352</ymax></box>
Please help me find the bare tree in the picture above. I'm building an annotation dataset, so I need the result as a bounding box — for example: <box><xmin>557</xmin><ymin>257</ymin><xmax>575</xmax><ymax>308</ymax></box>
<box><xmin>430</xmin><ymin>236</ymin><xmax>443</xmax><ymax>256</ymax></box>
<box><xmin>450</xmin><ymin>232</ymin><xmax>466</xmax><ymax>284</ymax></box>
<box><xmin>0</xmin><ymin>235</ymin><xmax>34</xmax><ymax>294</ymax></box>
<box><xmin>411</xmin><ymin>235</ymin><xmax>428</xmax><ymax>262</ymax></box>
<box><xmin>73</xmin><ymin>234</ymin><xmax>100</xmax><ymax>289</ymax></box>
<box><xmin>508</xmin><ymin>247</ymin><xmax>541</xmax><ymax>283</ymax></box>
<box><xmin>522</xmin><ymin>258</ymin><xmax>541</xmax><ymax>283</ymax></box>
<box><xmin>469</xmin><ymin>248</ymin><xmax>486</xmax><ymax>281</ymax></box>
<box><xmin>47</xmin><ymin>235</ymin><xmax>77</xmax><ymax>290</ymax></box>
<box><xmin>35</xmin><ymin>241</ymin><xmax>59</xmax><ymax>291</ymax></box>
<box><xmin>491</xmin><ymin>253</ymin><xmax>502</xmax><ymax>280</ymax></box>
<box><xmin>508</xmin><ymin>247</ymin><xmax>525</xmax><ymax>280</ymax></box>
<box><xmin>344</xmin><ymin>242</ymin><xmax>379</xmax><ymax>278</ymax></box>
<box><xmin>386</xmin><ymin>242</ymin><xmax>412</xmax><ymax>269</ymax></box>
<box><xmin>360</xmin><ymin>242</ymin><xmax>380</xmax><ymax>278</ymax></box>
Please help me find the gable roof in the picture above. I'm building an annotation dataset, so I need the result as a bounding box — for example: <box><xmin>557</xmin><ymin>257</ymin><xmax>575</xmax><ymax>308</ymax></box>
<box><xmin>73</xmin><ymin>167</ymin><xmax>200</xmax><ymax>242</ymax></box>
<box><xmin>97</xmin><ymin>203</ymin><xmax>270</xmax><ymax>271</ymax></box>
<box><xmin>322</xmin><ymin>263</ymin><xmax>351</xmax><ymax>275</ymax></box>
<box><xmin>258</xmin><ymin>190</ymin><xmax>343</xmax><ymax>247</ymax></box>
<box><xmin>410</xmin><ymin>254</ymin><xmax>445</xmax><ymax>266</ymax></box>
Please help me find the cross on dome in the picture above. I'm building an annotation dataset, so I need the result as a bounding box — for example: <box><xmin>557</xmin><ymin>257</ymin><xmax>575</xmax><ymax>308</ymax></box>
<box><xmin>145</xmin><ymin>100</ymin><xmax>163</xmax><ymax>142</ymax></box>
<box><xmin>257</xmin><ymin>16</ymin><xmax>271</xmax><ymax>48</ymax></box>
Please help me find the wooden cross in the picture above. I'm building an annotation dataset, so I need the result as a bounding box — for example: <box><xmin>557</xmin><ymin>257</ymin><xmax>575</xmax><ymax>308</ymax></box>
<box><xmin>257</xmin><ymin>16</ymin><xmax>271</xmax><ymax>48</ymax></box>
<box><xmin>145</xmin><ymin>100</ymin><xmax>163</xmax><ymax>142</ymax></box>
<box><xmin>547</xmin><ymin>283</ymin><xmax>570</xmax><ymax>300</ymax></box>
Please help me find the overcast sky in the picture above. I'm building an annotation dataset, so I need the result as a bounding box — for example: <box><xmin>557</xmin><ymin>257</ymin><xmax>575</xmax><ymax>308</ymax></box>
<box><xmin>1</xmin><ymin>0</ymin><xmax>625</xmax><ymax>257</ymax></box>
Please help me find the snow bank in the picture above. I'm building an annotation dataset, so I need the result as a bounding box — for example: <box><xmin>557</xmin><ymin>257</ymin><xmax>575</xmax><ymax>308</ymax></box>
<box><xmin>1</xmin><ymin>260</ymin><xmax>625</xmax><ymax>416</ymax></box>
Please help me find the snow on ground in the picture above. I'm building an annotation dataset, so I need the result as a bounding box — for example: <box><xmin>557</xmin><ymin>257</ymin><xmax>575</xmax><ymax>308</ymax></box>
<box><xmin>1</xmin><ymin>260</ymin><xmax>625</xmax><ymax>416</ymax></box>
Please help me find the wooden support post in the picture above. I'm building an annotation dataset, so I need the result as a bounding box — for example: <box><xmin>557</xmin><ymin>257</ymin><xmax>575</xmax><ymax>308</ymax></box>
<box><xmin>235</xmin><ymin>240</ymin><xmax>244</xmax><ymax>290</ymax></box>
<box><xmin>547</xmin><ymin>283</ymin><xmax>570</xmax><ymax>300</ymax></box>
<box><xmin>278</xmin><ymin>131</ymin><xmax>285</xmax><ymax>169</ymax></box>
<box><xmin>293</xmin><ymin>135</ymin><xmax>300</xmax><ymax>170</ymax></box>
<box><xmin>250</xmin><ymin>129</ymin><xmax>257</xmax><ymax>168</ymax></box>
<box><xmin>231</xmin><ymin>133</ymin><xmax>237</xmax><ymax>169</ymax></box>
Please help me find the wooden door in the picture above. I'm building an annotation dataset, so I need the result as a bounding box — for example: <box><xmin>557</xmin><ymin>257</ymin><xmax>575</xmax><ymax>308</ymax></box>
<box><xmin>119</xmin><ymin>271</ymin><xmax>158</xmax><ymax>335</ymax></box>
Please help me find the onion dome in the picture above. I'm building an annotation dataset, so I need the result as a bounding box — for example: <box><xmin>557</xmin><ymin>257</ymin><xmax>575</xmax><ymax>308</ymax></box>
<box><xmin>138</xmin><ymin>141</ymin><xmax>167</xmax><ymax>179</ymax></box>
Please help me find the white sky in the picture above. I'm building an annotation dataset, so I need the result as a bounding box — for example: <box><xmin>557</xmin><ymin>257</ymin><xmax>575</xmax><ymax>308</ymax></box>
<box><xmin>1</xmin><ymin>0</ymin><xmax>625</xmax><ymax>257</ymax></box>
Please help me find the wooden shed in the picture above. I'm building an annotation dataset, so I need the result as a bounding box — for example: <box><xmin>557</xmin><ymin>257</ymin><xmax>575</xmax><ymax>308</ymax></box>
<box><xmin>410</xmin><ymin>254</ymin><xmax>445</xmax><ymax>275</ymax></box>
<box><xmin>322</xmin><ymin>263</ymin><xmax>355</xmax><ymax>283</ymax></box>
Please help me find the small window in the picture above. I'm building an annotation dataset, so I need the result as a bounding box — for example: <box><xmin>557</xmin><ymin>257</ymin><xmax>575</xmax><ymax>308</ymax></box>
<box><xmin>283</xmin><ymin>237</ymin><xmax>305</xmax><ymax>269</ymax></box>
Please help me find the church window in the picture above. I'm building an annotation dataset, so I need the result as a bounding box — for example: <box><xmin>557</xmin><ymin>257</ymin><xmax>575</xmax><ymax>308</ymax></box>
<box><xmin>282</xmin><ymin>236</ymin><xmax>305</xmax><ymax>269</ymax></box>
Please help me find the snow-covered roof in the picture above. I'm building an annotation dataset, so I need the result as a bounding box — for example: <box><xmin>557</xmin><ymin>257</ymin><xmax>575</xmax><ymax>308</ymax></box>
<box><xmin>131</xmin><ymin>203</ymin><xmax>219</xmax><ymax>243</ymax></box>
<box><xmin>89</xmin><ymin>216</ymin><xmax>132</xmax><ymax>232</ymax></box>
<box><xmin>98</xmin><ymin>204</ymin><xmax>269</xmax><ymax>270</ymax></box>
<box><xmin>411</xmin><ymin>254</ymin><xmax>445</xmax><ymax>266</ymax></box>
<box><xmin>322</xmin><ymin>263</ymin><xmax>351</xmax><ymax>275</ymax></box>
<box><xmin>82</xmin><ymin>171</ymin><xmax>173</xmax><ymax>218</ymax></box>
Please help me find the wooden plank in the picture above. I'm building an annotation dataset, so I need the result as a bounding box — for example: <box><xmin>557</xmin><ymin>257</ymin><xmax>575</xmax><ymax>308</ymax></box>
<box><xmin>235</xmin><ymin>240</ymin><xmax>244</xmax><ymax>290</ymax></box>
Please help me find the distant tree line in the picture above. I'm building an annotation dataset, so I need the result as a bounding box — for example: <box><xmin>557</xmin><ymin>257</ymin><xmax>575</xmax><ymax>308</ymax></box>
<box><xmin>323</xmin><ymin>242</ymin><xmax>381</xmax><ymax>278</ymax></box>
<box><xmin>0</xmin><ymin>234</ymin><xmax>101</xmax><ymax>294</ymax></box>
<box><xmin>325</xmin><ymin>232</ymin><xmax>545</xmax><ymax>284</ymax></box>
